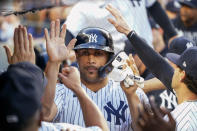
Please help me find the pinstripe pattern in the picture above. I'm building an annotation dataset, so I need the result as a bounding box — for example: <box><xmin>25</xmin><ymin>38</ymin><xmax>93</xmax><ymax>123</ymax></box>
<box><xmin>39</xmin><ymin>121</ymin><xmax>102</xmax><ymax>131</ymax></box>
<box><xmin>164</xmin><ymin>101</ymin><xmax>197</xmax><ymax>131</ymax></box>
<box><xmin>53</xmin><ymin>79</ymin><xmax>148</xmax><ymax>131</ymax></box>
<box><xmin>66</xmin><ymin>0</ymin><xmax>156</xmax><ymax>53</ymax></box>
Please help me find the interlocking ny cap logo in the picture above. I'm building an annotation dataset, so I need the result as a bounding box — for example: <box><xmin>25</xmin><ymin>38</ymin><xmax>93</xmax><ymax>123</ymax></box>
<box><xmin>186</xmin><ymin>42</ymin><xmax>193</xmax><ymax>49</ymax></box>
<box><xmin>88</xmin><ymin>34</ymin><xmax>97</xmax><ymax>43</ymax></box>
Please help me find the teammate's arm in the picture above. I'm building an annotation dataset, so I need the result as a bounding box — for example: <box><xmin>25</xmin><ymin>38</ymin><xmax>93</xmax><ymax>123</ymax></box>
<box><xmin>106</xmin><ymin>4</ymin><xmax>174</xmax><ymax>92</ymax></box>
<box><xmin>147</xmin><ymin>1</ymin><xmax>177</xmax><ymax>40</ymax></box>
<box><xmin>59</xmin><ymin>67</ymin><xmax>109</xmax><ymax>131</ymax></box>
<box><xmin>143</xmin><ymin>77</ymin><xmax>166</xmax><ymax>93</ymax></box>
<box><xmin>120</xmin><ymin>54</ymin><xmax>143</xmax><ymax>131</ymax></box>
<box><xmin>41</xmin><ymin>19</ymin><xmax>76</xmax><ymax>121</ymax></box>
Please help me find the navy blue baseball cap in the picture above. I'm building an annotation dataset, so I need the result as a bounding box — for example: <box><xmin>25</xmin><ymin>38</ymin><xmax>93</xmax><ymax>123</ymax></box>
<box><xmin>179</xmin><ymin>0</ymin><xmax>197</xmax><ymax>8</ymax></box>
<box><xmin>166</xmin><ymin>47</ymin><xmax>197</xmax><ymax>79</ymax></box>
<box><xmin>0</xmin><ymin>62</ymin><xmax>47</xmax><ymax>130</ymax></box>
<box><xmin>166</xmin><ymin>1</ymin><xmax>181</xmax><ymax>13</ymax></box>
<box><xmin>169</xmin><ymin>36</ymin><xmax>196</xmax><ymax>55</ymax></box>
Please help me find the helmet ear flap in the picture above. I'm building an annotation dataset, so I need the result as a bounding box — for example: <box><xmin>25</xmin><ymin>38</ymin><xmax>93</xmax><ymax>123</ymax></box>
<box><xmin>98</xmin><ymin>52</ymin><xmax>117</xmax><ymax>78</ymax></box>
<box><xmin>98</xmin><ymin>65</ymin><xmax>113</xmax><ymax>78</ymax></box>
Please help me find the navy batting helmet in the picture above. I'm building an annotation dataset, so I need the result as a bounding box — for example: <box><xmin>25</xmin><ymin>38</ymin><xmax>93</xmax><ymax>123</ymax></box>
<box><xmin>74</xmin><ymin>27</ymin><xmax>114</xmax><ymax>53</ymax></box>
<box><xmin>74</xmin><ymin>27</ymin><xmax>115</xmax><ymax>78</ymax></box>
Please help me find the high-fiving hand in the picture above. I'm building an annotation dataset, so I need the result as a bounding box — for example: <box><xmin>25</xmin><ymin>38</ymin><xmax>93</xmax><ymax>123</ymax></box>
<box><xmin>44</xmin><ymin>19</ymin><xmax>76</xmax><ymax>63</ymax></box>
<box><xmin>121</xmin><ymin>54</ymin><xmax>139</xmax><ymax>95</ymax></box>
<box><xmin>106</xmin><ymin>4</ymin><xmax>131</xmax><ymax>36</ymax></box>
<box><xmin>58</xmin><ymin>66</ymin><xmax>81</xmax><ymax>93</ymax></box>
<box><xmin>137</xmin><ymin>96</ymin><xmax>176</xmax><ymax>131</ymax></box>
<box><xmin>4</xmin><ymin>25</ymin><xmax>35</xmax><ymax>64</ymax></box>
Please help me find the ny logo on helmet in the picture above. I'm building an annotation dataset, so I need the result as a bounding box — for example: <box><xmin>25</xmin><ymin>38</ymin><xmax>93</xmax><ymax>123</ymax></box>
<box><xmin>88</xmin><ymin>34</ymin><xmax>98</xmax><ymax>43</ymax></box>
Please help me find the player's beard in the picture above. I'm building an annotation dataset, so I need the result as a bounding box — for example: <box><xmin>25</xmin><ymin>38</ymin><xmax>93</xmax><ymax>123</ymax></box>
<box><xmin>80</xmin><ymin>66</ymin><xmax>104</xmax><ymax>84</ymax></box>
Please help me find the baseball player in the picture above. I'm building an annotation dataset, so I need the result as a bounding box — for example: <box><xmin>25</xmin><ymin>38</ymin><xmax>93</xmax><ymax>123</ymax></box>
<box><xmin>172</xmin><ymin>0</ymin><xmax>197</xmax><ymax>44</ymax></box>
<box><xmin>143</xmin><ymin>36</ymin><xmax>196</xmax><ymax>111</ymax></box>
<box><xmin>2</xmin><ymin>22</ymin><xmax>109</xmax><ymax>131</ymax></box>
<box><xmin>65</xmin><ymin>0</ymin><xmax>177</xmax><ymax>53</ymax></box>
<box><xmin>106</xmin><ymin>5</ymin><xmax>197</xmax><ymax>130</ymax></box>
<box><xmin>41</xmin><ymin>19</ymin><xmax>149</xmax><ymax>131</ymax></box>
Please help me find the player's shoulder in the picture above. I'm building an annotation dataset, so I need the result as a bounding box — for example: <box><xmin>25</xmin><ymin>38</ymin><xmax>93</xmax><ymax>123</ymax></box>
<box><xmin>171</xmin><ymin>101</ymin><xmax>197</xmax><ymax>130</ymax></box>
<box><xmin>171</xmin><ymin>101</ymin><xmax>197</xmax><ymax>118</ymax></box>
<box><xmin>56</xmin><ymin>83</ymin><xmax>71</xmax><ymax>94</ymax></box>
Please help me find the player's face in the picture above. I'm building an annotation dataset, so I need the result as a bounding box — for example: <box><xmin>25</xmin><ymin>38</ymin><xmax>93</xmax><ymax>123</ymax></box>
<box><xmin>76</xmin><ymin>49</ymin><xmax>109</xmax><ymax>83</ymax></box>
<box><xmin>171</xmin><ymin>63</ymin><xmax>183</xmax><ymax>90</ymax></box>
<box><xmin>180</xmin><ymin>6</ymin><xmax>197</xmax><ymax>27</ymax></box>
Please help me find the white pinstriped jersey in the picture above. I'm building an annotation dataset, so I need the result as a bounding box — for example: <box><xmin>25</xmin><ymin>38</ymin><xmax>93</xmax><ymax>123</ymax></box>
<box><xmin>39</xmin><ymin>122</ymin><xmax>102</xmax><ymax>131</ymax></box>
<box><xmin>52</xmin><ymin>79</ymin><xmax>149</xmax><ymax>131</ymax></box>
<box><xmin>65</xmin><ymin>0</ymin><xmax>156</xmax><ymax>53</ymax></box>
<box><xmin>164</xmin><ymin>101</ymin><xmax>197</xmax><ymax>131</ymax></box>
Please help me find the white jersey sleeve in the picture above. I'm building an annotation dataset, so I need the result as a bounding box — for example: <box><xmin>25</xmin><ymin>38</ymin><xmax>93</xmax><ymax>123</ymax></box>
<box><xmin>145</xmin><ymin>0</ymin><xmax>156</xmax><ymax>8</ymax></box>
<box><xmin>39</xmin><ymin>121</ymin><xmax>102</xmax><ymax>131</ymax></box>
<box><xmin>53</xmin><ymin>83</ymin><xmax>68</xmax><ymax>122</ymax></box>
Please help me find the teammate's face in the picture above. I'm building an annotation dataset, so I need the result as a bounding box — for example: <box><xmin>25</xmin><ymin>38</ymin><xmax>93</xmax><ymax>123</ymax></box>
<box><xmin>76</xmin><ymin>49</ymin><xmax>109</xmax><ymax>83</ymax></box>
<box><xmin>171</xmin><ymin>63</ymin><xmax>185</xmax><ymax>89</ymax></box>
<box><xmin>180</xmin><ymin>6</ymin><xmax>197</xmax><ymax>27</ymax></box>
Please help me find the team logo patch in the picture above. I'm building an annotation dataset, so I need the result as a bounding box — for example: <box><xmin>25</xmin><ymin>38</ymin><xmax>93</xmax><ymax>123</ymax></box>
<box><xmin>160</xmin><ymin>90</ymin><xmax>177</xmax><ymax>109</ymax></box>
<box><xmin>104</xmin><ymin>101</ymin><xmax>128</xmax><ymax>125</ymax></box>
<box><xmin>88</xmin><ymin>34</ymin><xmax>97</xmax><ymax>43</ymax></box>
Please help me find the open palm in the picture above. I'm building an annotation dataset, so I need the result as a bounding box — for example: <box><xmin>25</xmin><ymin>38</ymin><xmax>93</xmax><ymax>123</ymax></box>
<box><xmin>44</xmin><ymin>19</ymin><xmax>76</xmax><ymax>63</ymax></box>
<box><xmin>106</xmin><ymin>4</ymin><xmax>131</xmax><ymax>36</ymax></box>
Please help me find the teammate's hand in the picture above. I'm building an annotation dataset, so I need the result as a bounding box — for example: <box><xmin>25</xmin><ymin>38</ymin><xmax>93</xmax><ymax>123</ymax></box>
<box><xmin>106</xmin><ymin>4</ymin><xmax>131</xmax><ymax>36</ymax></box>
<box><xmin>137</xmin><ymin>96</ymin><xmax>176</xmax><ymax>131</ymax></box>
<box><xmin>4</xmin><ymin>25</ymin><xmax>35</xmax><ymax>64</ymax></box>
<box><xmin>120</xmin><ymin>54</ymin><xmax>139</xmax><ymax>95</ymax></box>
<box><xmin>44</xmin><ymin>19</ymin><xmax>77</xmax><ymax>63</ymax></box>
<box><xmin>127</xmin><ymin>54</ymin><xmax>140</xmax><ymax>76</ymax></box>
<box><xmin>58</xmin><ymin>66</ymin><xmax>82</xmax><ymax>93</ymax></box>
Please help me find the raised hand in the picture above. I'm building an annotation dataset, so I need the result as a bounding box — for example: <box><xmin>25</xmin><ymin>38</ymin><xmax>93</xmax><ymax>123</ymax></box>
<box><xmin>44</xmin><ymin>19</ymin><xmax>76</xmax><ymax>63</ymax></box>
<box><xmin>4</xmin><ymin>25</ymin><xmax>35</xmax><ymax>64</ymax></box>
<box><xmin>106</xmin><ymin>4</ymin><xmax>131</xmax><ymax>35</ymax></box>
<box><xmin>58</xmin><ymin>66</ymin><xmax>81</xmax><ymax>93</ymax></box>
<box><xmin>137</xmin><ymin>96</ymin><xmax>176</xmax><ymax>131</ymax></box>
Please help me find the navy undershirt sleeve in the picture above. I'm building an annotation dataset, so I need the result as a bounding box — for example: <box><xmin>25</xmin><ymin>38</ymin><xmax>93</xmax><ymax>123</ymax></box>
<box><xmin>127</xmin><ymin>31</ymin><xmax>174</xmax><ymax>92</ymax></box>
<box><xmin>148</xmin><ymin>1</ymin><xmax>177</xmax><ymax>39</ymax></box>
